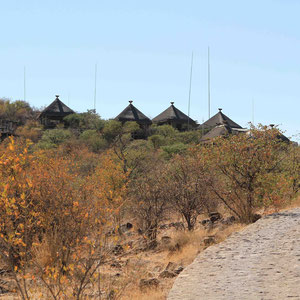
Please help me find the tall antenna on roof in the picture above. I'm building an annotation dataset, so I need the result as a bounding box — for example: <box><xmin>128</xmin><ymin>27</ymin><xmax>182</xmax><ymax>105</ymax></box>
<box><xmin>208</xmin><ymin>46</ymin><xmax>211</xmax><ymax>119</ymax></box>
<box><xmin>187</xmin><ymin>52</ymin><xmax>193</xmax><ymax>131</ymax></box>
<box><xmin>94</xmin><ymin>63</ymin><xmax>97</xmax><ymax>113</ymax></box>
<box><xmin>24</xmin><ymin>66</ymin><xmax>26</xmax><ymax>101</ymax></box>
<box><xmin>252</xmin><ymin>98</ymin><xmax>255</xmax><ymax>125</ymax></box>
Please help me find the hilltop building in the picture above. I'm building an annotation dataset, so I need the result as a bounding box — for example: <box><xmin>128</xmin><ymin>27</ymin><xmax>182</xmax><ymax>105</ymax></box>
<box><xmin>199</xmin><ymin>108</ymin><xmax>245</xmax><ymax>141</ymax></box>
<box><xmin>201</xmin><ymin>108</ymin><xmax>242</xmax><ymax>130</ymax></box>
<box><xmin>152</xmin><ymin>102</ymin><xmax>196</xmax><ymax>131</ymax></box>
<box><xmin>200</xmin><ymin>123</ymin><xmax>248</xmax><ymax>142</ymax></box>
<box><xmin>0</xmin><ymin>120</ymin><xmax>17</xmax><ymax>140</ymax></box>
<box><xmin>115</xmin><ymin>100</ymin><xmax>152</xmax><ymax>137</ymax></box>
<box><xmin>38</xmin><ymin>95</ymin><xmax>74</xmax><ymax>128</ymax></box>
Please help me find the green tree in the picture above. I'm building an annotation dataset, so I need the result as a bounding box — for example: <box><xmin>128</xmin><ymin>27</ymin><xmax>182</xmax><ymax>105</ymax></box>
<box><xmin>38</xmin><ymin>129</ymin><xmax>72</xmax><ymax>149</ymax></box>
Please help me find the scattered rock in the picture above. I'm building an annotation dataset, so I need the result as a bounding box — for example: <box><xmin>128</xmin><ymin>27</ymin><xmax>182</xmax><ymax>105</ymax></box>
<box><xmin>139</xmin><ymin>278</ymin><xmax>160</xmax><ymax>290</ymax></box>
<box><xmin>252</xmin><ymin>214</ymin><xmax>262</xmax><ymax>223</ymax></box>
<box><xmin>113</xmin><ymin>244</ymin><xmax>124</xmax><ymax>256</ymax></box>
<box><xmin>166</xmin><ymin>262</ymin><xmax>184</xmax><ymax>274</ymax></box>
<box><xmin>174</xmin><ymin>266</ymin><xmax>184</xmax><ymax>274</ymax></box>
<box><xmin>201</xmin><ymin>219</ymin><xmax>211</xmax><ymax>226</ymax></box>
<box><xmin>209</xmin><ymin>212</ymin><xmax>222</xmax><ymax>223</ymax></box>
<box><xmin>110</xmin><ymin>261</ymin><xmax>122</xmax><ymax>268</ymax></box>
<box><xmin>203</xmin><ymin>236</ymin><xmax>216</xmax><ymax>246</ymax></box>
<box><xmin>159</xmin><ymin>270</ymin><xmax>177</xmax><ymax>278</ymax></box>
<box><xmin>201</xmin><ymin>219</ymin><xmax>213</xmax><ymax>231</ymax></box>
<box><xmin>159</xmin><ymin>262</ymin><xmax>184</xmax><ymax>278</ymax></box>
<box><xmin>119</xmin><ymin>222</ymin><xmax>133</xmax><ymax>234</ymax></box>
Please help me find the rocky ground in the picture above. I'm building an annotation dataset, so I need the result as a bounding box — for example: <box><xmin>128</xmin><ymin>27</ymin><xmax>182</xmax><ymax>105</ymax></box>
<box><xmin>168</xmin><ymin>208</ymin><xmax>300</xmax><ymax>300</ymax></box>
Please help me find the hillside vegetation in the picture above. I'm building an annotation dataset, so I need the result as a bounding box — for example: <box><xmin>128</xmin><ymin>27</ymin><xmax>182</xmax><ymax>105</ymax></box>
<box><xmin>0</xmin><ymin>100</ymin><xmax>299</xmax><ymax>299</ymax></box>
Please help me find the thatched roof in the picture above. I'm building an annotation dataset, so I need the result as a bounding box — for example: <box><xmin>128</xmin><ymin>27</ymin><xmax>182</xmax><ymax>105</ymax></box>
<box><xmin>115</xmin><ymin>101</ymin><xmax>152</xmax><ymax>125</ymax></box>
<box><xmin>201</xmin><ymin>124</ymin><xmax>248</xmax><ymax>142</ymax></box>
<box><xmin>39</xmin><ymin>95</ymin><xmax>74</xmax><ymax>118</ymax></box>
<box><xmin>152</xmin><ymin>102</ymin><xmax>196</xmax><ymax>125</ymax></box>
<box><xmin>201</xmin><ymin>108</ymin><xmax>242</xmax><ymax>129</ymax></box>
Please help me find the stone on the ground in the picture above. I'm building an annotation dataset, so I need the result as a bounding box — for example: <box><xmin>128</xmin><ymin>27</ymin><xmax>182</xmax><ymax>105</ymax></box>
<box><xmin>139</xmin><ymin>278</ymin><xmax>160</xmax><ymax>290</ymax></box>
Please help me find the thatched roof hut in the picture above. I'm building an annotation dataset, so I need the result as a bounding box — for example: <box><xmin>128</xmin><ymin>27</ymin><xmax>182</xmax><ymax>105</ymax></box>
<box><xmin>201</xmin><ymin>108</ymin><xmax>242</xmax><ymax>130</ymax></box>
<box><xmin>38</xmin><ymin>95</ymin><xmax>74</xmax><ymax>128</ymax></box>
<box><xmin>152</xmin><ymin>102</ymin><xmax>196</xmax><ymax>131</ymax></box>
<box><xmin>200</xmin><ymin>123</ymin><xmax>248</xmax><ymax>142</ymax></box>
<box><xmin>115</xmin><ymin>101</ymin><xmax>152</xmax><ymax>125</ymax></box>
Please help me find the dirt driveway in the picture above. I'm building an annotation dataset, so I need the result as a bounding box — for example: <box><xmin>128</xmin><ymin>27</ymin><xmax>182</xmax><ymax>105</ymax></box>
<box><xmin>168</xmin><ymin>208</ymin><xmax>300</xmax><ymax>300</ymax></box>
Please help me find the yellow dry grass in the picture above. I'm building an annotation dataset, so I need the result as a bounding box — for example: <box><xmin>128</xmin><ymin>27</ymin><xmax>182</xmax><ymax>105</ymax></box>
<box><xmin>119</xmin><ymin>222</ymin><xmax>246</xmax><ymax>300</ymax></box>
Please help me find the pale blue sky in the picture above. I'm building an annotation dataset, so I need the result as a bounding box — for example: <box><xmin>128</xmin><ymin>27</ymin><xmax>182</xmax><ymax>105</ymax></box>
<box><xmin>1</xmin><ymin>0</ymin><xmax>299</xmax><ymax>140</ymax></box>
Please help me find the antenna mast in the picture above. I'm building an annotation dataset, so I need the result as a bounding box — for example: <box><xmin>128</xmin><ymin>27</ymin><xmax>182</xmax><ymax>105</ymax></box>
<box><xmin>252</xmin><ymin>98</ymin><xmax>254</xmax><ymax>125</ymax></box>
<box><xmin>208</xmin><ymin>47</ymin><xmax>211</xmax><ymax>118</ymax></box>
<box><xmin>94</xmin><ymin>63</ymin><xmax>97</xmax><ymax>113</ymax></box>
<box><xmin>24</xmin><ymin>66</ymin><xmax>26</xmax><ymax>101</ymax></box>
<box><xmin>187</xmin><ymin>52</ymin><xmax>193</xmax><ymax>130</ymax></box>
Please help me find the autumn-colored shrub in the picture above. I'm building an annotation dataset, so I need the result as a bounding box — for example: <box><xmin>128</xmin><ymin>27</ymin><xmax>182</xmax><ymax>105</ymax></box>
<box><xmin>166</xmin><ymin>155</ymin><xmax>215</xmax><ymax>230</ymax></box>
<box><xmin>196</xmin><ymin>127</ymin><xmax>294</xmax><ymax>223</ymax></box>
<box><xmin>0</xmin><ymin>138</ymin><xmax>129</xmax><ymax>299</ymax></box>
<box><xmin>129</xmin><ymin>156</ymin><xmax>169</xmax><ymax>248</ymax></box>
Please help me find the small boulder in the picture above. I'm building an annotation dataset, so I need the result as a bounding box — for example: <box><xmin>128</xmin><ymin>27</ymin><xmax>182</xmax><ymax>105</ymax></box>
<box><xmin>203</xmin><ymin>236</ymin><xmax>216</xmax><ymax>246</ymax></box>
<box><xmin>159</xmin><ymin>270</ymin><xmax>177</xmax><ymax>278</ymax></box>
<box><xmin>110</xmin><ymin>261</ymin><xmax>122</xmax><ymax>268</ymax></box>
<box><xmin>139</xmin><ymin>278</ymin><xmax>160</xmax><ymax>290</ymax></box>
<box><xmin>159</xmin><ymin>262</ymin><xmax>184</xmax><ymax>278</ymax></box>
<box><xmin>113</xmin><ymin>244</ymin><xmax>124</xmax><ymax>256</ymax></box>
<box><xmin>174</xmin><ymin>266</ymin><xmax>184</xmax><ymax>274</ymax></box>
<box><xmin>201</xmin><ymin>219</ymin><xmax>210</xmax><ymax>226</ymax></box>
<box><xmin>252</xmin><ymin>213</ymin><xmax>262</xmax><ymax>223</ymax></box>
<box><xmin>209</xmin><ymin>212</ymin><xmax>222</xmax><ymax>223</ymax></box>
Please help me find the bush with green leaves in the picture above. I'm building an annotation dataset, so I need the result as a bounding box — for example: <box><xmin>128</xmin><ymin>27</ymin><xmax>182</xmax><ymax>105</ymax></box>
<box><xmin>80</xmin><ymin>130</ymin><xmax>107</xmax><ymax>152</ymax></box>
<box><xmin>37</xmin><ymin>129</ymin><xmax>73</xmax><ymax>149</ymax></box>
<box><xmin>64</xmin><ymin>110</ymin><xmax>105</xmax><ymax>132</ymax></box>
<box><xmin>161</xmin><ymin>143</ymin><xmax>188</xmax><ymax>159</ymax></box>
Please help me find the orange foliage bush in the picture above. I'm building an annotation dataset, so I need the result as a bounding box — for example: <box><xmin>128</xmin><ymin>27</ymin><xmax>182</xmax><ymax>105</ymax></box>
<box><xmin>0</xmin><ymin>138</ymin><xmax>129</xmax><ymax>299</ymax></box>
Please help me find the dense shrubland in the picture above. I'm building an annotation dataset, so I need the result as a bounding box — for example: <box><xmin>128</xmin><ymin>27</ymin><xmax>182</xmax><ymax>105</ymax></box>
<box><xmin>0</xmin><ymin>100</ymin><xmax>299</xmax><ymax>299</ymax></box>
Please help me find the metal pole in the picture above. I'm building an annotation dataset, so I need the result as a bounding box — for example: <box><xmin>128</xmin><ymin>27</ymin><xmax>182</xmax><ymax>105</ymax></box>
<box><xmin>94</xmin><ymin>63</ymin><xmax>97</xmax><ymax>112</ymax></box>
<box><xmin>208</xmin><ymin>47</ymin><xmax>211</xmax><ymax>119</ymax></box>
<box><xmin>24</xmin><ymin>66</ymin><xmax>26</xmax><ymax>101</ymax></box>
<box><xmin>252</xmin><ymin>98</ymin><xmax>254</xmax><ymax>125</ymax></box>
<box><xmin>188</xmin><ymin>52</ymin><xmax>193</xmax><ymax>131</ymax></box>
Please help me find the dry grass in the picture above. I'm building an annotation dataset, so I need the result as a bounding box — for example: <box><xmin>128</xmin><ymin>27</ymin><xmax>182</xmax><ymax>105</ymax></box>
<box><xmin>0</xmin><ymin>214</ymin><xmax>248</xmax><ymax>300</ymax></box>
<box><xmin>280</xmin><ymin>194</ymin><xmax>300</xmax><ymax>211</ymax></box>
<box><xmin>121</xmin><ymin>287</ymin><xmax>166</xmax><ymax>300</ymax></box>
<box><xmin>118</xmin><ymin>220</ymin><xmax>246</xmax><ymax>300</ymax></box>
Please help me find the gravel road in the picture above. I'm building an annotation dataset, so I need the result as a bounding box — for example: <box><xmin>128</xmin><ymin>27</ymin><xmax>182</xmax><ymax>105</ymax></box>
<box><xmin>168</xmin><ymin>208</ymin><xmax>300</xmax><ymax>300</ymax></box>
